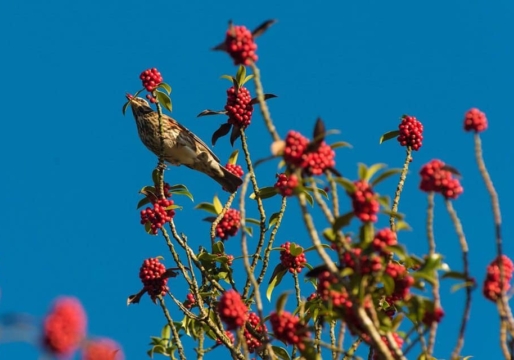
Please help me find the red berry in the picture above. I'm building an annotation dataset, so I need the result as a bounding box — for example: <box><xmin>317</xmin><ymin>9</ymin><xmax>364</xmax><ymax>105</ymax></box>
<box><xmin>279</xmin><ymin>242</ymin><xmax>307</xmax><ymax>273</ymax></box>
<box><xmin>422</xmin><ymin>307</ymin><xmax>445</xmax><ymax>326</ymax></box>
<box><xmin>42</xmin><ymin>297</ymin><xmax>87</xmax><ymax>357</ymax></box>
<box><xmin>225</xmin><ymin>86</ymin><xmax>253</xmax><ymax>129</ymax></box>
<box><xmin>81</xmin><ymin>338</ymin><xmax>124</xmax><ymax>360</ymax></box>
<box><xmin>283</xmin><ymin>131</ymin><xmax>309</xmax><ymax>168</ymax></box>
<box><xmin>140</xmin><ymin>198</ymin><xmax>176</xmax><ymax>235</ymax></box>
<box><xmin>139</xmin><ymin>258</ymin><xmax>169</xmax><ymax>302</ymax></box>
<box><xmin>216</xmin><ymin>330</ymin><xmax>235</xmax><ymax>345</ymax></box>
<box><xmin>270</xmin><ymin>311</ymin><xmax>310</xmax><ymax>351</ymax></box>
<box><xmin>483</xmin><ymin>255</ymin><xmax>514</xmax><ymax>301</ymax></box>
<box><xmin>274</xmin><ymin>173</ymin><xmax>299</xmax><ymax>197</ymax></box>
<box><xmin>397</xmin><ymin>115</ymin><xmax>424</xmax><ymax>151</ymax></box>
<box><xmin>225</xmin><ymin>163</ymin><xmax>244</xmax><ymax>178</ymax></box>
<box><xmin>244</xmin><ymin>312</ymin><xmax>267</xmax><ymax>353</ymax></box>
<box><xmin>419</xmin><ymin>160</ymin><xmax>463</xmax><ymax>200</ymax></box>
<box><xmin>217</xmin><ymin>290</ymin><xmax>248</xmax><ymax>330</ymax></box>
<box><xmin>224</xmin><ymin>25</ymin><xmax>258</xmax><ymax>65</ymax></box>
<box><xmin>283</xmin><ymin>131</ymin><xmax>336</xmax><ymax>175</ymax></box>
<box><xmin>350</xmin><ymin>180</ymin><xmax>379</xmax><ymax>223</ymax></box>
<box><xmin>372</xmin><ymin>228</ymin><xmax>397</xmax><ymax>252</ymax></box>
<box><xmin>370</xmin><ymin>332</ymin><xmax>404</xmax><ymax>360</ymax></box>
<box><xmin>463</xmin><ymin>108</ymin><xmax>488</xmax><ymax>133</ymax></box>
<box><xmin>184</xmin><ymin>293</ymin><xmax>196</xmax><ymax>309</ymax></box>
<box><xmin>384</xmin><ymin>263</ymin><xmax>414</xmax><ymax>303</ymax></box>
<box><xmin>139</xmin><ymin>68</ymin><xmax>163</xmax><ymax>92</ymax></box>
<box><xmin>215</xmin><ymin>209</ymin><xmax>241</xmax><ymax>240</ymax></box>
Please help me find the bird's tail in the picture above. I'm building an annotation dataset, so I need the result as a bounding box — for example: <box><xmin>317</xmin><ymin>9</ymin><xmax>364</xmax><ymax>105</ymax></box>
<box><xmin>212</xmin><ymin>165</ymin><xmax>244</xmax><ymax>193</ymax></box>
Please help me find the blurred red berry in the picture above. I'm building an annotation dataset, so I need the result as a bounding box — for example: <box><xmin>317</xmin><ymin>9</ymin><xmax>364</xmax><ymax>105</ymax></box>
<box><xmin>140</xmin><ymin>198</ymin><xmax>175</xmax><ymax>235</ymax></box>
<box><xmin>483</xmin><ymin>255</ymin><xmax>514</xmax><ymax>301</ymax></box>
<box><xmin>225</xmin><ymin>86</ymin><xmax>253</xmax><ymax>129</ymax></box>
<box><xmin>218</xmin><ymin>290</ymin><xmax>248</xmax><ymax>330</ymax></box>
<box><xmin>302</xmin><ymin>142</ymin><xmax>336</xmax><ymax>175</ymax></box>
<box><xmin>139</xmin><ymin>258</ymin><xmax>169</xmax><ymax>302</ymax></box>
<box><xmin>463</xmin><ymin>108</ymin><xmax>488</xmax><ymax>133</ymax></box>
<box><xmin>274</xmin><ymin>173</ymin><xmax>299</xmax><ymax>197</ymax></box>
<box><xmin>244</xmin><ymin>312</ymin><xmax>267</xmax><ymax>353</ymax></box>
<box><xmin>215</xmin><ymin>209</ymin><xmax>241</xmax><ymax>240</ymax></box>
<box><xmin>224</xmin><ymin>25</ymin><xmax>258</xmax><ymax>65</ymax></box>
<box><xmin>81</xmin><ymin>338</ymin><xmax>124</xmax><ymax>360</ymax></box>
<box><xmin>270</xmin><ymin>311</ymin><xmax>310</xmax><ymax>351</ymax></box>
<box><xmin>372</xmin><ymin>228</ymin><xmax>397</xmax><ymax>252</ymax></box>
<box><xmin>385</xmin><ymin>263</ymin><xmax>414</xmax><ymax>303</ymax></box>
<box><xmin>371</xmin><ymin>332</ymin><xmax>404</xmax><ymax>360</ymax></box>
<box><xmin>397</xmin><ymin>115</ymin><xmax>424</xmax><ymax>151</ymax></box>
<box><xmin>43</xmin><ymin>297</ymin><xmax>87</xmax><ymax>357</ymax></box>
<box><xmin>139</xmin><ymin>68</ymin><xmax>163</xmax><ymax>92</ymax></box>
<box><xmin>184</xmin><ymin>293</ymin><xmax>196</xmax><ymax>309</ymax></box>
<box><xmin>216</xmin><ymin>330</ymin><xmax>235</xmax><ymax>345</ymax></box>
<box><xmin>225</xmin><ymin>163</ymin><xmax>244</xmax><ymax>178</ymax></box>
<box><xmin>422</xmin><ymin>307</ymin><xmax>445</xmax><ymax>326</ymax></box>
<box><xmin>419</xmin><ymin>160</ymin><xmax>463</xmax><ymax>200</ymax></box>
<box><xmin>279</xmin><ymin>242</ymin><xmax>307</xmax><ymax>273</ymax></box>
<box><xmin>350</xmin><ymin>180</ymin><xmax>379</xmax><ymax>223</ymax></box>
<box><xmin>283</xmin><ymin>131</ymin><xmax>309</xmax><ymax>168</ymax></box>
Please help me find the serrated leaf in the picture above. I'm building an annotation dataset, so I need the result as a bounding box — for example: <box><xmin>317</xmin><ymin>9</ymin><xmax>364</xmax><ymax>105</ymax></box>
<box><xmin>227</xmin><ymin>149</ymin><xmax>239</xmax><ymax>165</ymax></box>
<box><xmin>371</xmin><ymin>168</ymin><xmax>403</xmax><ymax>187</ymax></box>
<box><xmin>250</xmin><ymin>186</ymin><xmax>278</xmax><ymax>200</ymax></box>
<box><xmin>246</xmin><ymin>218</ymin><xmax>261</xmax><ymax>225</ymax></box>
<box><xmin>300</xmin><ymin>189</ymin><xmax>314</xmax><ymax>206</ymax></box>
<box><xmin>276</xmin><ymin>292</ymin><xmax>290</xmax><ymax>313</ymax></box>
<box><xmin>365</xmin><ymin>163</ymin><xmax>387</xmax><ymax>182</ymax></box>
<box><xmin>250</xmin><ymin>93</ymin><xmax>278</xmax><ymax>105</ymax></box>
<box><xmin>243</xmin><ymin>226</ymin><xmax>253</xmax><ymax>236</ymax></box>
<box><xmin>272</xmin><ymin>345</ymin><xmax>291</xmax><ymax>360</ymax></box>
<box><xmin>196</xmin><ymin>109</ymin><xmax>227</xmax><ymax>117</ymax></box>
<box><xmin>194</xmin><ymin>203</ymin><xmax>218</xmax><ymax>215</ymax></box>
<box><xmin>155</xmin><ymin>90</ymin><xmax>172</xmax><ymax>112</ymax></box>
<box><xmin>330</xmin><ymin>141</ymin><xmax>352</xmax><ymax>149</ymax></box>
<box><xmin>442</xmin><ymin>271</ymin><xmax>468</xmax><ymax>280</ymax></box>
<box><xmin>212</xmin><ymin>196</ymin><xmax>223</xmax><ymax>214</ymax></box>
<box><xmin>335</xmin><ymin>177</ymin><xmax>356</xmax><ymax>194</ymax></box>
<box><xmin>412</xmin><ymin>271</ymin><xmax>436</xmax><ymax>286</ymax></box>
<box><xmin>137</xmin><ymin>197</ymin><xmax>151</xmax><ymax>209</ymax></box>
<box><xmin>267</xmin><ymin>264</ymin><xmax>287</xmax><ymax>301</ymax></box>
<box><xmin>161</xmin><ymin>324</ymin><xmax>171</xmax><ymax>340</ymax></box>
<box><xmin>268</xmin><ymin>212</ymin><xmax>281</xmax><ymax>229</ymax></box>
<box><xmin>211</xmin><ymin>123</ymin><xmax>232</xmax><ymax>146</ymax></box>
<box><xmin>157</xmin><ymin>82</ymin><xmax>172</xmax><ymax>95</ymax></box>
<box><xmin>165</xmin><ymin>204</ymin><xmax>182</xmax><ymax>211</ymax></box>
<box><xmin>379</xmin><ymin>130</ymin><xmax>400</xmax><ymax>144</ymax></box>
<box><xmin>332</xmin><ymin>211</ymin><xmax>354</xmax><ymax>231</ymax></box>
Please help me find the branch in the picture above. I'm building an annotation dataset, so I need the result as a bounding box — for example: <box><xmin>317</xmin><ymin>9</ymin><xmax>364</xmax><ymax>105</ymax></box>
<box><xmin>390</xmin><ymin>147</ymin><xmax>412</xmax><ymax>232</ymax></box>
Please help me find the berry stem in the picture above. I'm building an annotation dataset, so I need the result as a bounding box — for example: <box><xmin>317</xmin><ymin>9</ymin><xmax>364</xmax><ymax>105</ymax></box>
<box><xmin>158</xmin><ymin>296</ymin><xmax>186</xmax><ymax>360</ymax></box>
<box><xmin>390</xmin><ymin>147</ymin><xmax>412</xmax><ymax>232</ymax></box>
<box><xmin>249</xmin><ymin>63</ymin><xmax>280</xmax><ymax>142</ymax></box>
<box><xmin>426</xmin><ymin>192</ymin><xmax>440</xmax><ymax>356</ymax></box>
<box><xmin>445</xmin><ymin>200</ymin><xmax>472</xmax><ymax>360</ymax></box>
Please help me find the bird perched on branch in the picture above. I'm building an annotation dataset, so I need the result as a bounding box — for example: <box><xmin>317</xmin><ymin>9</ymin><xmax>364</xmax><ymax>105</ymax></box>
<box><xmin>126</xmin><ymin>95</ymin><xmax>243</xmax><ymax>193</ymax></box>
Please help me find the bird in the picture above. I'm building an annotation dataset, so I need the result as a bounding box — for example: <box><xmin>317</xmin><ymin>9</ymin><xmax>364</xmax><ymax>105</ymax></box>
<box><xmin>126</xmin><ymin>95</ymin><xmax>243</xmax><ymax>193</ymax></box>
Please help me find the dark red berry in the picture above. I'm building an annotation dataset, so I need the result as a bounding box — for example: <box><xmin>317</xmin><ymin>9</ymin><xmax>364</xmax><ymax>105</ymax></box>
<box><xmin>463</xmin><ymin>108</ymin><xmax>488</xmax><ymax>133</ymax></box>
<box><xmin>217</xmin><ymin>290</ymin><xmax>248</xmax><ymax>330</ymax></box>
<box><xmin>215</xmin><ymin>209</ymin><xmax>241</xmax><ymax>240</ymax></box>
<box><xmin>350</xmin><ymin>180</ymin><xmax>379</xmax><ymax>223</ymax></box>
<box><xmin>279</xmin><ymin>242</ymin><xmax>307</xmax><ymax>273</ymax></box>
<box><xmin>224</xmin><ymin>25</ymin><xmax>258</xmax><ymax>66</ymax></box>
<box><xmin>225</xmin><ymin>86</ymin><xmax>253</xmax><ymax>129</ymax></box>
<box><xmin>139</xmin><ymin>68</ymin><xmax>163</xmax><ymax>92</ymax></box>
<box><xmin>397</xmin><ymin>115</ymin><xmax>424</xmax><ymax>151</ymax></box>
<box><xmin>274</xmin><ymin>173</ymin><xmax>299</xmax><ymax>197</ymax></box>
<box><xmin>139</xmin><ymin>258</ymin><xmax>169</xmax><ymax>302</ymax></box>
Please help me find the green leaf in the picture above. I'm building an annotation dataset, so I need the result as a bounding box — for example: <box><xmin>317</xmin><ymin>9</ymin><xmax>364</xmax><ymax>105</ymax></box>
<box><xmin>365</xmin><ymin>163</ymin><xmax>387</xmax><ymax>182</ymax></box>
<box><xmin>243</xmin><ymin>226</ymin><xmax>253</xmax><ymax>236</ymax></box>
<box><xmin>451</xmin><ymin>281</ymin><xmax>475</xmax><ymax>293</ymax></box>
<box><xmin>137</xmin><ymin>197</ymin><xmax>151</xmax><ymax>209</ymax></box>
<box><xmin>357</xmin><ymin>163</ymin><xmax>368</xmax><ymax>181</ymax></box>
<box><xmin>235</xmin><ymin>65</ymin><xmax>246</xmax><ymax>87</ymax></box>
<box><xmin>250</xmin><ymin>186</ymin><xmax>278</xmax><ymax>200</ymax></box>
<box><xmin>272</xmin><ymin>346</ymin><xmax>291</xmax><ymax>360</ymax></box>
<box><xmin>395</xmin><ymin>220</ymin><xmax>411</xmax><ymax>231</ymax></box>
<box><xmin>305</xmin><ymin>186</ymin><xmax>329</xmax><ymax>199</ymax></box>
<box><xmin>330</xmin><ymin>141</ymin><xmax>352</xmax><ymax>149</ymax></box>
<box><xmin>155</xmin><ymin>90</ymin><xmax>172</xmax><ymax>112</ymax></box>
<box><xmin>196</xmin><ymin>109</ymin><xmax>227</xmax><ymax>117</ymax></box>
<box><xmin>322</xmin><ymin>228</ymin><xmax>337</xmax><ymax>242</ymax></box>
<box><xmin>227</xmin><ymin>149</ymin><xmax>239</xmax><ymax>165</ymax></box>
<box><xmin>385</xmin><ymin>245</ymin><xmax>408</xmax><ymax>261</ymax></box>
<box><xmin>122</xmin><ymin>101</ymin><xmax>130</xmax><ymax>115</ymax></box>
<box><xmin>165</xmin><ymin>204</ymin><xmax>183</xmax><ymax>211</ymax></box>
<box><xmin>246</xmin><ymin>218</ymin><xmax>261</xmax><ymax>226</ymax></box>
<box><xmin>152</xmin><ymin>169</ymin><xmax>160</xmax><ymax>185</ymax></box>
<box><xmin>220</xmin><ymin>74</ymin><xmax>234</xmax><ymax>82</ymax></box>
<box><xmin>371</xmin><ymin>168</ymin><xmax>403</xmax><ymax>187</ymax></box>
<box><xmin>157</xmin><ymin>82</ymin><xmax>172</xmax><ymax>95</ymax></box>
<box><xmin>300</xmin><ymin>189</ymin><xmax>314</xmax><ymax>206</ymax></box>
<box><xmin>276</xmin><ymin>292</ymin><xmax>290</xmax><ymax>313</ymax></box>
<box><xmin>381</xmin><ymin>209</ymin><xmax>404</xmax><ymax>220</ymax></box>
<box><xmin>289</xmin><ymin>243</ymin><xmax>303</xmax><ymax>256</ymax></box>
<box><xmin>268</xmin><ymin>212</ymin><xmax>281</xmax><ymax>229</ymax></box>
<box><xmin>267</xmin><ymin>264</ymin><xmax>287</xmax><ymax>301</ymax></box>
<box><xmin>332</xmin><ymin>211</ymin><xmax>354</xmax><ymax>231</ymax></box>
<box><xmin>442</xmin><ymin>271</ymin><xmax>468</xmax><ymax>280</ymax></box>
<box><xmin>360</xmin><ymin>222</ymin><xmax>374</xmax><ymax>246</ymax></box>
<box><xmin>168</xmin><ymin>184</ymin><xmax>194</xmax><ymax>201</ymax></box>
<box><xmin>379</xmin><ymin>130</ymin><xmax>400</xmax><ymax>144</ymax></box>
<box><xmin>194</xmin><ymin>202</ymin><xmax>218</xmax><ymax>215</ymax></box>
<box><xmin>144</xmin><ymin>221</ymin><xmax>154</xmax><ymax>235</ymax></box>
<box><xmin>412</xmin><ymin>271</ymin><xmax>436</xmax><ymax>286</ymax></box>
<box><xmin>243</xmin><ymin>74</ymin><xmax>255</xmax><ymax>84</ymax></box>
<box><xmin>212</xmin><ymin>196</ymin><xmax>223</xmax><ymax>214</ymax></box>
<box><xmin>161</xmin><ymin>324</ymin><xmax>171</xmax><ymax>340</ymax></box>
<box><xmin>377</xmin><ymin>195</ymin><xmax>391</xmax><ymax>208</ymax></box>
<box><xmin>334</xmin><ymin>177</ymin><xmax>356</xmax><ymax>194</ymax></box>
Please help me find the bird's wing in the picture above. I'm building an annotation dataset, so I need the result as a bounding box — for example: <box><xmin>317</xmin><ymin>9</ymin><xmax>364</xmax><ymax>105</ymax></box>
<box><xmin>166</xmin><ymin>114</ymin><xmax>221</xmax><ymax>163</ymax></box>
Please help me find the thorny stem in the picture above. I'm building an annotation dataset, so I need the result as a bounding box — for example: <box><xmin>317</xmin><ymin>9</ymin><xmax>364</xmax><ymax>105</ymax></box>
<box><xmin>426</xmin><ymin>192</ymin><xmax>440</xmax><ymax>356</ymax></box>
<box><xmin>158</xmin><ymin>297</ymin><xmax>186</xmax><ymax>360</ymax></box>
<box><xmin>390</xmin><ymin>147</ymin><xmax>412</xmax><ymax>232</ymax></box>
<box><xmin>327</xmin><ymin>172</ymin><xmax>340</xmax><ymax>217</ymax></box>
<box><xmin>210</xmin><ymin>192</ymin><xmax>237</xmax><ymax>247</ymax></box>
<box><xmin>315</xmin><ymin>319</ymin><xmax>322</xmax><ymax>353</ymax></box>
<box><xmin>293</xmin><ymin>271</ymin><xmax>302</xmax><ymax>307</ymax></box>
<box><xmin>240</xmin><ymin>130</ymin><xmax>268</xmax><ymax>299</ymax></box>
<box><xmin>250</xmin><ymin>63</ymin><xmax>280</xmax><ymax>142</ymax></box>
<box><xmin>196</xmin><ymin>330</ymin><xmax>204</xmax><ymax>360</ymax></box>
<box><xmin>446</xmin><ymin>199</ymin><xmax>473</xmax><ymax>360</ymax></box>
<box><xmin>330</xmin><ymin>321</ymin><xmax>337</xmax><ymax>360</ymax></box>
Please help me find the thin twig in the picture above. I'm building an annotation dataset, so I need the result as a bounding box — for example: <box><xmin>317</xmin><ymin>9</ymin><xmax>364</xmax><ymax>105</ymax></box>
<box><xmin>426</xmin><ymin>192</ymin><xmax>440</xmax><ymax>356</ymax></box>
<box><xmin>250</xmin><ymin>63</ymin><xmax>280</xmax><ymax>142</ymax></box>
<box><xmin>390</xmin><ymin>147</ymin><xmax>412</xmax><ymax>232</ymax></box>
<box><xmin>330</xmin><ymin>321</ymin><xmax>337</xmax><ymax>360</ymax></box>
<box><xmin>158</xmin><ymin>297</ymin><xmax>186</xmax><ymax>360</ymax></box>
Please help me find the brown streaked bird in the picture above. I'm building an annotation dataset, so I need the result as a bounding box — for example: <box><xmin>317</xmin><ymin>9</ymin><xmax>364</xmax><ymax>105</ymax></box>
<box><xmin>126</xmin><ymin>95</ymin><xmax>243</xmax><ymax>193</ymax></box>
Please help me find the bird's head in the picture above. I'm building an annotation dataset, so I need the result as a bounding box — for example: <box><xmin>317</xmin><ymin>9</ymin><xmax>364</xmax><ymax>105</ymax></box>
<box><xmin>125</xmin><ymin>94</ymin><xmax>153</xmax><ymax>117</ymax></box>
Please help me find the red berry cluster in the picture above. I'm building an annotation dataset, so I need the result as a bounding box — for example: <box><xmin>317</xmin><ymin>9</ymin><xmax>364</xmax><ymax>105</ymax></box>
<box><xmin>216</xmin><ymin>330</ymin><xmax>235</xmax><ymax>345</ymax></box>
<box><xmin>340</xmin><ymin>248</ymin><xmax>383</xmax><ymax>275</ymax></box>
<box><xmin>82</xmin><ymin>338</ymin><xmax>124</xmax><ymax>360</ymax></box>
<box><xmin>224</xmin><ymin>25</ymin><xmax>258</xmax><ymax>65</ymax></box>
<box><xmin>270</xmin><ymin>311</ymin><xmax>310</xmax><ymax>351</ymax></box>
<box><xmin>463</xmin><ymin>108</ymin><xmax>488</xmax><ymax>133</ymax></box>
<box><xmin>279</xmin><ymin>242</ymin><xmax>307</xmax><ymax>273</ymax></box>
<box><xmin>225</xmin><ymin>163</ymin><xmax>244</xmax><ymax>178</ymax></box>
<box><xmin>139</xmin><ymin>68</ymin><xmax>163</xmax><ymax>92</ymax></box>
<box><xmin>350</xmin><ymin>180</ymin><xmax>380</xmax><ymax>223</ymax></box>
<box><xmin>422</xmin><ymin>307</ymin><xmax>445</xmax><ymax>326</ymax></box>
<box><xmin>283</xmin><ymin>131</ymin><xmax>336</xmax><ymax>176</ymax></box>
<box><xmin>244</xmin><ymin>312</ymin><xmax>267</xmax><ymax>353</ymax></box>
<box><xmin>215</xmin><ymin>209</ymin><xmax>241</xmax><ymax>240</ymax></box>
<box><xmin>419</xmin><ymin>159</ymin><xmax>463</xmax><ymax>200</ymax></box>
<box><xmin>225</xmin><ymin>86</ymin><xmax>253</xmax><ymax>129</ymax></box>
<box><xmin>483</xmin><ymin>255</ymin><xmax>514</xmax><ymax>301</ymax></box>
<box><xmin>274</xmin><ymin>173</ymin><xmax>299</xmax><ymax>197</ymax></box>
<box><xmin>42</xmin><ymin>297</ymin><xmax>87</xmax><ymax>357</ymax></box>
<box><xmin>140</xmin><ymin>198</ymin><xmax>175</xmax><ymax>235</ymax></box>
<box><xmin>139</xmin><ymin>258</ymin><xmax>169</xmax><ymax>301</ymax></box>
<box><xmin>370</xmin><ymin>332</ymin><xmax>404</xmax><ymax>360</ymax></box>
<box><xmin>385</xmin><ymin>263</ymin><xmax>414</xmax><ymax>304</ymax></box>
<box><xmin>184</xmin><ymin>293</ymin><xmax>196</xmax><ymax>309</ymax></box>
<box><xmin>217</xmin><ymin>290</ymin><xmax>248</xmax><ymax>330</ymax></box>
<box><xmin>397</xmin><ymin>115</ymin><xmax>424</xmax><ymax>151</ymax></box>
<box><xmin>372</xmin><ymin>228</ymin><xmax>397</xmax><ymax>252</ymax></box>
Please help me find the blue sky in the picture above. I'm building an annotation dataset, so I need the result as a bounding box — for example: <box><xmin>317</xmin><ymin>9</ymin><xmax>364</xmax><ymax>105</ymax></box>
<box><xmin>1</xmin><ymin>0</ymin><xmax>513</xmax><ymax>359</ymax></box>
